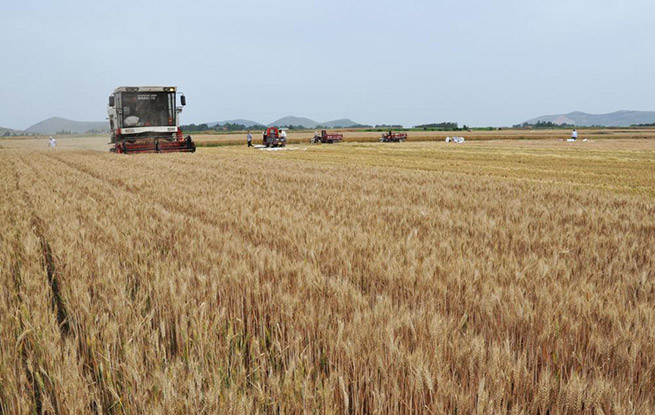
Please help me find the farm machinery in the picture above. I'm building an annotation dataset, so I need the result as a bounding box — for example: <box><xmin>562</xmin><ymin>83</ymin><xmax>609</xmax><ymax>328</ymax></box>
<box><xmin>107</xmin><ymin>86</ymin><xmax>195</xmax><ymax>154</ymax></box>
<box><xmin>379</xmin><ymin>131</ymin><xmax>408</xmax><ymax>142</ymax></box>
<box><xmin>311</xmin><ymin>130</ymin><xmax>343</xmax><ymax>144</ymax></box>
<box><xmin>262</xmin><ymin>127</ymin><xmax>286</xmax><ymax>147</ymax></box>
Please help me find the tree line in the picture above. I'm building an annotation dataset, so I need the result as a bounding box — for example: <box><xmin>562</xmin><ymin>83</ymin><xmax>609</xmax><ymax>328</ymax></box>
<box><xmin>180</xmin><ymin>123</ymin><xmax>266</xmax><ymax>132</ymax></box>
<box><xmin>513</xmin><ymin>121</ymin><xmax>575</xmax><ymax>129</ymax></box>
<box><xmin>414</xmin><ymin>122</ymin><xmax>460</xmax><ymax>130</ymax></box>
<box><xmin>181</xmin><ymin>123</ymin><xmax>374</xmax><ymax>131</ymax></box>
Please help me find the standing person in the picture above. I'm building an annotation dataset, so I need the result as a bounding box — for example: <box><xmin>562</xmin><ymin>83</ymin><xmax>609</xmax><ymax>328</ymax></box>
<box><xmin>247</xmin><ymin>130</ymin><xmax>252</xmax><ymax>147</ymax></box>
<box><xmin>280</xmin><ymin>128</ymin><xmax>287</xmax><ymax>143</ymax></box>
<box><xmin>571</xmin><ymin>129</ymin><xmax>578</xmax><ymax>140</ymax></box>
<box><xmin>48</xmin><ymin>136</ymin><xmax>56</xmax><ymax>148</ymax></box>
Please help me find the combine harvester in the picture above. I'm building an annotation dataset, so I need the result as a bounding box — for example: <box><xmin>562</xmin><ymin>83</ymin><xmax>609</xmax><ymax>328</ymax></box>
<box><xmin>107</xmin><ymin>86</ymin><xmax>195</xmax><ymax>153</ymax></box>
<box><xmin>311</xmin><ymin>129</ymin><xmax>343</xmax><ymax>144</ymax></box>
<box><xmin>262</xmin><ymin>127</ymin><xmax>286</xmax><ymax>148</ymax></box>
<box><xmin>379</xmin><ymin>131</ymin><xmax>408</xmax><ymax>142</ymax></box>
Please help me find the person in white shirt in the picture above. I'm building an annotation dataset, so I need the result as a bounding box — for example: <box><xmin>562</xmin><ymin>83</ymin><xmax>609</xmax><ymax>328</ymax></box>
<box><xmin>48</xmin><ymin>136</ymin><xmax>56</xmax><ymax>148</ymax></box>
<box><xmin>124</xmin><ymin>115</ymin><xmax>140</xmax><ymax>127</ymax></box>
<box><xmin>280</xmin><ymin>129</ymin><xmax>287</xmax><ymax>142</ymax></box>
<box><xmin>571</xmin><ymin>129</ymin><xmax>578</xmax><ymax>140</ymax></box>
<box><xmin>247</xmin><ymin>130</ymin><xmax>252</xmax><ymax>147</ymax></box>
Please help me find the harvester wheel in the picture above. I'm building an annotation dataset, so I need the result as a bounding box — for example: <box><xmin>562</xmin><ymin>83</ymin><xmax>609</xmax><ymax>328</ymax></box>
<box><xmin>186</xmin><ymin>136</ymin><xmax>196</xmax><ymax>152</ymax></box>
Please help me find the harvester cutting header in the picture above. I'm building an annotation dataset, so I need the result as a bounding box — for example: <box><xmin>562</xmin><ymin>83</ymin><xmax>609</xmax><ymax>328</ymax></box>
<box><xmin>108</xmin><ymin>86</ymin><xmax>195</xmax><ymax>153</ymax></box>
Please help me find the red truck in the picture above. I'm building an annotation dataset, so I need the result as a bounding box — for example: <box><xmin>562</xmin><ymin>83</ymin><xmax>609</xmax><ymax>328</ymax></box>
<box><xmin>311</xmin><ymin>130</ymin><xmax>343</xmax><ymax>144</ymax></box>
<box><xmin>263</xmin><ymin>127</ymin><xmax>286</xmax><ymax>147</ymax></box>
<box><xmin>379</xmin><ymin>131</ymin><xmax>407</xmax><ymax>142</ymax></box>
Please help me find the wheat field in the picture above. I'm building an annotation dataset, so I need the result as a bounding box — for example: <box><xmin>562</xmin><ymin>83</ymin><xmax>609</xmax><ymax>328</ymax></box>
<box><xmin>1</xmin><ymin>139</ymin><xmax>654</xmax><ymax>414</ymax></box>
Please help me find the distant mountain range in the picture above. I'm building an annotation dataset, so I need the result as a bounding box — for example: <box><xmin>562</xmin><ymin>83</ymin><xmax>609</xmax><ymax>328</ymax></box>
<box><xmin>0</xmin><ymin>126</ymin><xmax>24</xmax><ymax>135</ymax></box>
<box><xmin>3</xmin><ymin>115</ymin><xmax>363</xmax><ymax>136</ymax></box>
<box><xmin>269</xmin><ymin>116</ymin><xmax>320</xmax><ymax>128</ymax></box>
<box><xmin>269</xmin><ymin>116</ymin><xmax>361</xmax><ymax>128</ymax></box>
<box><xmin>524</xmin><ymin>111</ymin><xmax>655</xmax><ymax>127</ymax></box>
<box><xmin>208</xmin><ymin>116</ymin><xmax>361</xmax><ymax>129</ymax></box>
<box><xmin>24</xmin><ymin>117</ymin><xmax>110</xmax><ymax>135</ymax></box>
<box><xmin>322</xmin><ymin>119</ymin><xmax>360</xmax><ymax>128</ymax></box>
<box><xmin>207</xmin><ymin>119</ymin><xmax>263</xmax><ymax>128</ymax></box>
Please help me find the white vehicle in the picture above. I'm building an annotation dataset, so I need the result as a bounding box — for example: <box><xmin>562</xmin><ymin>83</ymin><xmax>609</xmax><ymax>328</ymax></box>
<box><xmin>107</xmin><ymin>86</ymin><xmax>195</xmax><ymax>153</ymax></box>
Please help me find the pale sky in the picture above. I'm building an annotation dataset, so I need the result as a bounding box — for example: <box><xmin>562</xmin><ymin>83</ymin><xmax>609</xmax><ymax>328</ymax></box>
<box><xmin>1</xmin><ymin>0</ymin><xmax>654</xmax><ymax>129</ymax></box>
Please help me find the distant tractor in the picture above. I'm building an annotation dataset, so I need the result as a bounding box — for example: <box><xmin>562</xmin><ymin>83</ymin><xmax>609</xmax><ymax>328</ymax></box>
<box><xmin>107</xmin><ymin>86</ymin><xmax>195</xmax><ymax>154</ymax></box>
<box><xmin>263</xmin><ymin>127</ymin><xmax>286</xmax><ymax>147</ymax></box>
<box><xmin>380</xmin><ymin>131</ymin><xmax>408</xmax><ymax>142</ymax></box>
<box><xmin>311</xmin><ymin>130</ymin><xmax>343</xmax><ymax>144</ymax></box>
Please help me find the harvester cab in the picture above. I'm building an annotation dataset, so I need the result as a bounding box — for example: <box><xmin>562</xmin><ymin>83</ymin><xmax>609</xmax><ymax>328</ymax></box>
<box><xmin>263</xmin><ymin>127</ymin><xmax>286</xmax><ymax>148</ymax></box>
<box><xmin>107</xmin><ymin>86</ymin><xmax>196</xmax><ymax>153</ymax></box>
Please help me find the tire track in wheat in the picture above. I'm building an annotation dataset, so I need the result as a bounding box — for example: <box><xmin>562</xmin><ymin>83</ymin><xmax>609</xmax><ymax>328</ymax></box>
<box><xmin>12</xmin><ymin>152</ymin><xmax>119</xmax><ymax>414</ymax></box>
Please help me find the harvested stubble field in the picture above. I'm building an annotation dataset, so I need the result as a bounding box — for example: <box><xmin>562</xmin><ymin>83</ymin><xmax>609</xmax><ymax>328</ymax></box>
<box><xmin>190</xmin><ymin>128</ymin><xmax>655</xmax><ymax>146</ymax></box>
<box><xmin>1</xmin><ymin>139</ymin><xmax>655</xmax><ymax>414</ymax></box>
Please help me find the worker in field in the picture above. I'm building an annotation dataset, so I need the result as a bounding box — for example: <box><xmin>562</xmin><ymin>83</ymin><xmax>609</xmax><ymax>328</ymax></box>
<box><xmin>247</xmin><ymin>130</ymin><xmax>252</xmax><ymax>147</ymax></box>
<box><xmin>571</xmin><ymin>129</ymin><xmax>578</xmax><ymax>140</ymax></box>
<box><xmin>280</xmin><ymin>128</ymin><xmax>287</xmax><ymax>141</ymax></box>
<box><xmin>48</xmin><ymin>136</ymin><xmax>56</xmax><ymax>148</ymax></box>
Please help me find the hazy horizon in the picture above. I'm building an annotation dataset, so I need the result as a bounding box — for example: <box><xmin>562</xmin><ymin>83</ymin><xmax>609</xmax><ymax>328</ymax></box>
<box><xmin>2</xmin><ymin>0</ymin><xmax>655</xmax><ymax>130</ymax></box>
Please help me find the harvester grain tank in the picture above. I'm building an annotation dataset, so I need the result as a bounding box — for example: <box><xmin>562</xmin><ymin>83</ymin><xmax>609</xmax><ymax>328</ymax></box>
<box><xmin>311</xmin><ymin>130</ymin><xmax>343</xmax><ymax>144</ymax></box>
<box><xmin>107</xmin><ymin>86</ymin><xmax>196</xmax><ymax>153</ymax></box>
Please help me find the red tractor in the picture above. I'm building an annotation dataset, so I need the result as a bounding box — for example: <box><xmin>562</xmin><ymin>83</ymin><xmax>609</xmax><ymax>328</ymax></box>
<box><xmin>107</xmin><ymin>86</ymin><xmax>195</xmax><ymax>154</ymax></box>
<box><xmin>263</xmin><ymin>127</ymin><xmax>286</xmax><ymax>147</ymax></box>
<box><xmin>311</xmin><ymin>130</ymin><xmax>343</xmax><ymax>144</ymax></box>
<box><xmin>380</xmin><ymin>131</ymin><xmax>407</xmax><ymax>142</ymax></box>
